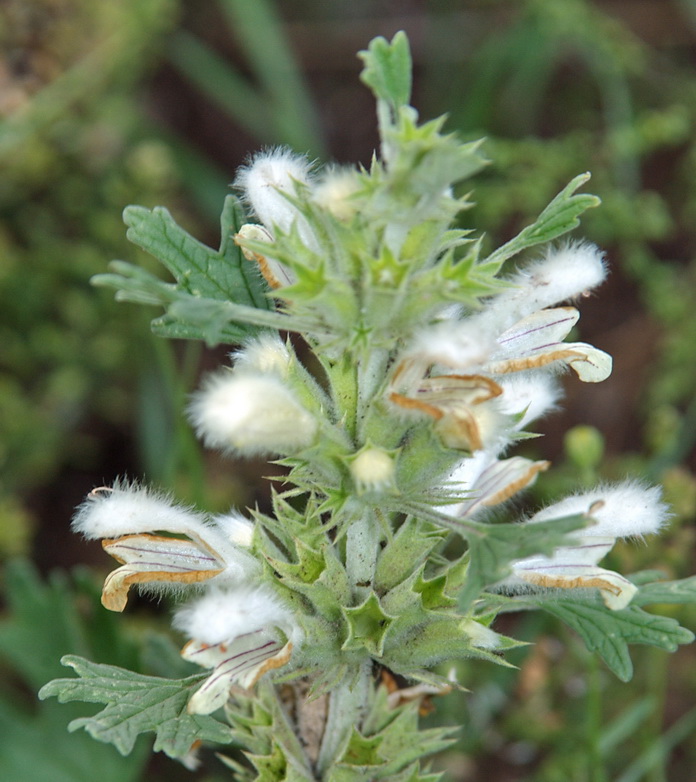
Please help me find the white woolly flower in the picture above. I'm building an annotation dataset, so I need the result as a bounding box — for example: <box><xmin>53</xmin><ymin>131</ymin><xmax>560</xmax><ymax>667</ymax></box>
<box><xmin>389</xmin><ymin>374</ymin><xmax>509</xmax><ymax>453</ymax></box>
<box><xmin>398</xmin><ymin>305</ymin><xmax>611</xmax><ymax>389</ymax></box>
<box><xmin>175</xmin><ymin>586</ymin><xmax>301</xmax><ymax>714</ymax></box>
<box><xmin>72</xmin><ymin>481</ymin><xmax>205</xmax><ymax>540</ymax></box>
<box><xmin>497</xmin><ymin>374</ymin><xmax>561</xmax><ymax>429</ymax></box>
<box><xmin>72</xmin><ymin>483</ymin><xmax>259</xmax><ymax>612</ymax></box>
<box><xmin>235</xmin><ymin>222</ymin><xmax>296</xmax><ymax>289</ymax></box>
<box><xmin>232</xmin><ymin>334</ymin><xmax>292</xmax><ymax>377</ymax></box>
<box><xmin>487</xmin><ymin>241</ymin><xmax>607</xmax><ymax>328</ymax></box>
<box><xmin>188</xmin><ymin>370</ymin><xmax>318</xmax><ymax>456</ymax></box>
<box><xmin>235</xmin><ymin>148</ymin><xmax>313</xmax><ymax>237</ymax></box>
<box><xmin>312</xmin><ymin>167</ymin><xmax>361</xmax><ymax>221</ymax></box>
<box><xmin>530</xmin><ymin>482</ymin><xmax>668</xmax><ymax>538</ymax></box>
<box><xmin>435</xmin><ymin>450</ymin><xmax>549</xmax><ymax>520</ymax></box>
<box><xmin>504</xmin><ymin>482</ymin><xmax>670</xmax><ymax>610</ymax></box>
<box><xmin>213</xmin><ymin>511</ymin><xmax>255</xmax><ymax>548</ymax></box>
<box><xmin>396</xmin><ymin>242</ymin><xmax>610</xmax><ymax>395</ymax></box>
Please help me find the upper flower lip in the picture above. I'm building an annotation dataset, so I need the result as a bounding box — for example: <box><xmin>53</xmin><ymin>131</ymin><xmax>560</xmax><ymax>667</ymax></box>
<box><xmin>72</xmin><ymin>482</ymin><xmax>259</xmax><ymax>611</ymax></box>
<box><xmin>501</xmin><ymin>482</ymin><xmax>669</xmax><ymax>610</ymax></box>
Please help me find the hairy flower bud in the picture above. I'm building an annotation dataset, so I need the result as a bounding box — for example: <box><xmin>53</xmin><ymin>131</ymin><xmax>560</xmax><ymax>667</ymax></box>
<box><xmin>235</xmin><ymin>148</ymin><xmax>316</xmax><ymax>249</ymax></box>
<box><xmin>188</xmin><ymin>370</ymin><xmax>318</xmax><ymax>456</ymax></box>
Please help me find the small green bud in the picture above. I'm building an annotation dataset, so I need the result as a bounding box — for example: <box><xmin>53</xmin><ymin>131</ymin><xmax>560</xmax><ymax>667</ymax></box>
<box><xmin>564</xmin><ymin>425</ymin><xmax>604</xmax><ymax>470</ymax></box>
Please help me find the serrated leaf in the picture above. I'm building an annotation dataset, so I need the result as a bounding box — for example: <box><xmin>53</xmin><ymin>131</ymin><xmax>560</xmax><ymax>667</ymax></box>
<box><xmin>485</xmin><ymin>173</ymin><xmax>601</xmax><ymax>270</ymax></box>
<box><xmin>359</xmin><ymin>31</ymin><xmax>412</xmax><ymax>110</ymax></box>
<box><xmin>95</xmin><ymin>196</ymin><xmax>275</xmax><ymax>344</ymax></box>
<box><xmin>535</xmin><ymin>598</ymin><xmax>694</xmax><ymax>681</ymax></box>
<box><xmin>39</xmin><ymin>656</ymin><xmax>231</xmax><ymax>759</ymax></box>
<box><xmin>124</xmin><ymin>196</ymin><xmax>267</xmax><ymax>307</ymax></box>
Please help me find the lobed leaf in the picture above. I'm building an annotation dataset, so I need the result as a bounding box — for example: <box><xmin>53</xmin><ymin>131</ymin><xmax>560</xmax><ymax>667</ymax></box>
<box><xmin>39</xmin><ymin>655</ymin><xmax>231</xmax><ymax>759</ymax></box>
<box><xmin>94</xmin><ymin>196</ymin><xmax>272</xmax><ymax>344</ymax></box>
<box><xmin>536</xmin><ymin>598</ymin><xmax>694</xmax><ymax>681</ymax></box>
<box><xmin>485</xmin><ymin>173</ymin><xmax>601</xmax><ymax>270</ymax></box>
<box><xmin>359</xmin><ymin>31</ymin><xmax>412</xmax><ymax>111</ymax></box>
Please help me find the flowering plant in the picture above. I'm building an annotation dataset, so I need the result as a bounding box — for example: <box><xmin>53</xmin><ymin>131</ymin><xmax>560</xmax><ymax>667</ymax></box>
<box><xmin>40</xmin><ymin>33</ymin><xmax>694</xmax><ymax>780</ymax></box>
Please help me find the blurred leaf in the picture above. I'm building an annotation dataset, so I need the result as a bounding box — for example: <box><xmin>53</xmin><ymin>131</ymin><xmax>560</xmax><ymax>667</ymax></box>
<box><xmin>0</xmin><ymin>560</ymin><xmax>138</xmax><ymax>690</ymax></box>
<box><xmin>218</xmin><ymin>0</ymin><xmax>326</xmax><ymax>156</ymax></box>
<box><xmin>0</xmin><ymin>697</ymin><xmax>148</xmax><ymax>782</ymax></box>
<box><xmin>0</xmin><ymin>561</ymin><xmax>147</xmax><ymax>781</ymax></box>
<box><xmin>359</xmin><ymin>32</ymin><xmax>413</xmax><ymax>111</ymax></box>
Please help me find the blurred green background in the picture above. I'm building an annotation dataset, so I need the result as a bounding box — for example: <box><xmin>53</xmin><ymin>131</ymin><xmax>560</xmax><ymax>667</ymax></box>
<box><xmin>1</xmin><ymin>1</ymin><xmax>695</xmax><ymax>780</ymax></box>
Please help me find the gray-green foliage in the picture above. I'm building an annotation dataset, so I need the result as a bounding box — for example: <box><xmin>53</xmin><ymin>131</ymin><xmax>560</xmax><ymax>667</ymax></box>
<box><xmin>40</xmin><ymin>31</ymin><xmax>694</xmax><ymax>780</ymax></box>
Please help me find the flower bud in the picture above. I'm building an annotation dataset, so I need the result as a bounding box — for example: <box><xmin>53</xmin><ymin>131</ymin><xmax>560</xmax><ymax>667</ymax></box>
<box><xmin>235</xmin><ymin>148</ymin><xmax>316</xmax><ymax>249</ymax></box>
<box><xmin>350</xmin><ymin>447</ymin><xmax>396</xmax><ymax>494</ymax></box>
<box><xmin>188</xmin><ymin>371</ymin><xmax>318</xmax><ymax>456</ymax></box>
<box><xmin>312</xmin><ymin>168</ymin><xmax>361</xmax><ymax>221</ymax></box>
<box><xmin>233</xmin><ymin>334</ymin><xmax>292</xmax><ymax>377</ymax></box>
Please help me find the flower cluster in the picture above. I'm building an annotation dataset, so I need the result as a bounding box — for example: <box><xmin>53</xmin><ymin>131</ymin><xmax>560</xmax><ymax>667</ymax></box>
<box><xmin>57</xmin><ymin>36</ymin><xmax>690</xmax><ymax>777</ymax></box>
<box><xmin>73</xmin><ymin>482</ymin><xmax>299</xmax><ymax>713</ymax></box>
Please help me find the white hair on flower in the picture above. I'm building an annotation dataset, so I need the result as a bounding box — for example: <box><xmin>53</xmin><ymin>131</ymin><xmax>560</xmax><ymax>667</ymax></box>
<box><xmin>187</xmin><ymin>369</ymin><xmax>318</xmax><ymax>456</ymax></box>
<box><xmin>72</xmin><ymin>480</ymin><xmax>206</xmax><ymax>540</ymax></box>
<box><xmin>174</xmin><ymin>585</ymin><xmax>297</xmax><ymax>646</ymax></box>
<box><xmin>488</xmin><ymin>241</ymin><xmax>607</xmax><ymax>327</ymax></box>
<box><xmin>232</xmin><ymin>333</ymin><xmax>292</xmax><ymax>377</ymax></box>
<box><xmin>235</xmin><ymin>148</ymin><xmax>314</xmax><ymax>239</ymax></box>
<box><xmin>496</xmin><ymin>374</ymin><xmax>561</xmax><ymax>428</ymax></box>
<box><xmin>502</xmin><ymin>481</ymin><xmax>671</xmax><ymax>610</ymax></box>
<box><xmin>212</xmin><ymin>511</ymin><xmax>255</xmax><ymax>548</ymax></box>
<box><xmin>531</xmin><ymin>481</ymin><xmax>670</xmax><ymax>539</ymax></box>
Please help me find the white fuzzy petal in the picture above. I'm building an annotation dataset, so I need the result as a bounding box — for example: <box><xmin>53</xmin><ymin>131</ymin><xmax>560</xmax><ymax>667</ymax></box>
<box><xmin>188</xmin><ymin>370</ymin><xmax>317</xmax><ymax>456</ymax></box>
<box><xmin>232</xmin><ymin>334</ymin><xmax>292</xmax><ymax>376</ymax></box>
<box><xmin>72</xmin><ymin>482</ymin><xmax>207</xmax><ymax>540</ymax></box>
<box><xmin>235</xmin><ymin>148</ymin><xmax>318</xmax><ymax>251</ymax></box>
<box><xmin>213</xmin><ymin>512</ymin><xmax>255</xmax><ymax>548</ymax></box>
<box><xmin>490</xmin><ymin>242</ymin><xmax>607</xmax><ymax>325</ymax></box>
<box><xmin>497</xmin><ymin>374</ymin><xmax>561</xmax><ymax>428</ymax></box>
<box><xmin>174</xmin><ymin>586</ymin><xmax>296</xmax><ymax>646</ymax></box>
<box><xmin>531</xmin><ymin>482</ymin><xmax>669</xmax><ymax>538</ymax></box>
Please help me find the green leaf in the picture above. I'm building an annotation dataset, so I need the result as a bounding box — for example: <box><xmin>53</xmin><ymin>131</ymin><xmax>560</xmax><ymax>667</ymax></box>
<box><xmin>485</xmin><ymin>173</ymin><xmax>601</xmax><ymax>269</ymax></box>
<box><xmin>359</xmin><ymin>32</ymin><xmax>412</xmax><ymax>110</ymax></box>
<box><xmin>94</xmin><ymin>196</ymin><xmax>275</xmax><ymax>344</ymax></box>
<box><xmin>0</xmin><ymin>698</ymin><xmax>149</xmax><ymax>782</ymax></box>
<box><xmin>342</xmin><ymin>592</ymin><xmax>394</xmax><ymax>657</ymax></box>
<box><xmin>39</xmin><ymin>656</ymin><xmax>231</xmax><ymax>759</ymax></box>
<box><xmin>536</xmin><ymin>598</ymin><xmax>694</xmax><ymax>681</ymax></box>
<box><xmin>0</xmin><ymin>560</ymin><xmax>139</xmax><ymax>690</ymax></box>
<box><xmin>632</xmin><ymin>575</ymin><xmax>696</xmax><ymax>606</ymax></box>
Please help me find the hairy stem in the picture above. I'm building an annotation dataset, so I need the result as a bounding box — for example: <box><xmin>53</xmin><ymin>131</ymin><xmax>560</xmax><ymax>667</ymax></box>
<box><xmin>315</xmin><ymin>661</ymin><xmax>372</xmax><ymax>778</ymax></box>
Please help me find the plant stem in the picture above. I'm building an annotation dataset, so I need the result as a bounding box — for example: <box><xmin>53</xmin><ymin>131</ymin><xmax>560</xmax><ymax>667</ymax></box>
<box><xmin>315</xmin><ymin>660</ymin><xmax>372</xmax><ymax>778</ymax></box>
<box><xmin>346</xmin><ymin>510</ymin><xmax>380</xmax><ymax>598</ymax></box>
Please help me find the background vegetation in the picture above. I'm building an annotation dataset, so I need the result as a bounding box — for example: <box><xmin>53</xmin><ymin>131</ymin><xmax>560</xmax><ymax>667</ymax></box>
<box><xmin>1</xmin><ymin>1</ymin><xmax>695</xmax><ymax>780</ymax></box>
